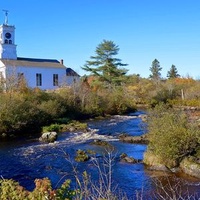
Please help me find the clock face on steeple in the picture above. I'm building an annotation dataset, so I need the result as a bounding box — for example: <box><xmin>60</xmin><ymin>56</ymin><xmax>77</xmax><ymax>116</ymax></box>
<box><xmin>5</xmin><ymin>32</ymin><xmax>11</xmax><ymax>39</ymax></box>
<box><xmin>0</xmin><ymin>23</ymin><xmax>17</xmax><ymax>59</ymax></box>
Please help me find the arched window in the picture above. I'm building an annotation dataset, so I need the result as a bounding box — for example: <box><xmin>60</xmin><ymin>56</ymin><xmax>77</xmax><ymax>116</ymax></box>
<box><xmin>4</xmin><ymin>39</ymin><xmax>8</xmax><ymax>44</ymax></box>
<box><xmin>9</xmin><ymin>40</ymin><xmax>12</xmax><ymax>44</ymax></box>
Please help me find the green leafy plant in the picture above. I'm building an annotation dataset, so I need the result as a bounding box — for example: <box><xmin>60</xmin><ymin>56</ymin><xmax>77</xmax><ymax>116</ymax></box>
<box><xmin>42</xmin><ymin>124</ymin><xmax>61</xmax><ymax>133</ymax></box>
<box><xmin>0</xmin><ymin>179</ymin><xmax>28</xmax><ymax>199</ymax></box>
<box><xmin>56</xmin><ymin>179</ymin><xmax>77</xmax><ymax>199</ymax></box>
<box><xmin>146</xmin><ymin>103</ymin><xmax>200</xmax><ymax>168</ymax></box>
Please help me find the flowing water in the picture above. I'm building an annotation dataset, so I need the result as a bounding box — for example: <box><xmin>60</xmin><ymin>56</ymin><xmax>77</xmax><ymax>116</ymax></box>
<box><xmin>0</xmin><ymin>111</ymin><xmax>199</xmax><ymax>199</ymax></box>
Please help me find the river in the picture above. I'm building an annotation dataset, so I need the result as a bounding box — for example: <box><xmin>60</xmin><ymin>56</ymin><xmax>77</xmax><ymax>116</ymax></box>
<box><xmin>0</xmin><ymin>111</ymin><xmax>199</xmax><ymax>199</ymax></box>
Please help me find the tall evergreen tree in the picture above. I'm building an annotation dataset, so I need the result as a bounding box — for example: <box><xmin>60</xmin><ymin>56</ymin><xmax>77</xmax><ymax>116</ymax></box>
<box><xmin>167</xmin><ymin>64</ymin><xmax>180</xmax><ymax>79</ymax></box>
<box><xmin>149</xmin><ymin>59</ymin><xmax>162</xmax><ymax>80</ymax></box>
<box><xmin>82</xmin><ymin>40</ymin><xmax>128</xmax><ymax>86</ymax></box>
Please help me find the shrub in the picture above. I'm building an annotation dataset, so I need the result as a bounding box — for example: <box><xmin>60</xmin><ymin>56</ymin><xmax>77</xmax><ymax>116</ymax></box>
<box><xmin>147</xmin><ymin>103</ymin><xmax>200</xmax><ymax>168</ymax></box>
<box><xmin>55</xmin><ymin>117</ymin><xmax>70</xmax><ymax>124</ymax></box>
<box><xmin>61</xmin><ymin>121</ymin><xmax>88</xmax><ymax>132</ymax></box>
<box><xmin>0</xmin><ymin>179</ymin><xmax>28</xmax><ymax>199</ymax></box>
<box><xmin>42</xmin><ymin>124</ymin><xmax>61</xmax><ymax>133</ymax></box>
<box><xmin>56</xmin><ymin>179</ymin><xmax>77</xmax><ymax>199</ymax></box>
<box><xmin>0</xmin><ymin>93</ymin><xmax>47</xmax><ymax>135</ymax></box>
<box><xmin>0</xmin><ymin>178</ymin><xmax>77</xmax><ymax>200</ymax></box>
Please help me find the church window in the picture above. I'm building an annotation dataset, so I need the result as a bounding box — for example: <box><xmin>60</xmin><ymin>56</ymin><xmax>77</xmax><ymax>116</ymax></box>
<box><xmin>53</xmin><ymin>74</ymin><xmax>58</xmax><ymax>86</ymax></box>
<box><xmin>9</xmin><ymin>40</ymin><xmax>12</xmax><ymax>44</ymax></box>
<box><xmin>4</xmin><ymin>39</ymin><xmax>8</xmax><ymax>44</ymax></box>
<box><xmin>36</xmin><ymin>73</ymin><xmax>42</xmax><ymax>86</ymax></box>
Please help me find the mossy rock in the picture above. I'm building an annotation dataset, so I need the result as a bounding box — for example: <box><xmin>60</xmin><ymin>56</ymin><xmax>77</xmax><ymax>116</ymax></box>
<box><xmin>180</xmin><ymin>157</ymin><xmax>200</xmax><ymax>178</ymax></box>
<box><xmin>75</xmin><ymin>149</ymin><xmax>90</xmax><ymax>162</ymax></box>
<box><xmin>90</xmin><ymin>139</ymin><xmax>111</xmax><ymax>147</ymax></box>
<box><xmin>120</xmin><ymin>153</ymin><xmax>141</xmax><ymax>164</ymax></box>
<box><xmin>118</xmin><ymin>133</ymin><xmax>148</xmax><ymax>144</ymax></box>
<box><xmin>143</xmin><ymin>151</ymin><xmax>173</xmax><ymax>171</ymax></box>
<box><xmin>120</xmin><ymin>153</ymin><xmax>128</xmax><ymax>159</ymax></box>
<box><xmin>61</xmin><ymin>121</ymin><xmax>88</xmax><ymax>132</ymax></box>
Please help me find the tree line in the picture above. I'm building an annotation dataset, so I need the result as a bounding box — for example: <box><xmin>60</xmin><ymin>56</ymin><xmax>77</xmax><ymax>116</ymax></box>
<box><xmin>0</xmin><ymin>40</ymin><xmax>200</xmax><ymax>137</ymax></box>
<box><xmin>83</xmin><ymin>40</ymin><xmax>181</xmax><ymax>84</ymax></box>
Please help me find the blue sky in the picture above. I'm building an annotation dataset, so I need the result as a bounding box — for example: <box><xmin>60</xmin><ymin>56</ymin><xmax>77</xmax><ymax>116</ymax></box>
<box><xmin>1</xmin><ymin>0</ymin><xmax>200</xmax><ymax>78</ymax></box>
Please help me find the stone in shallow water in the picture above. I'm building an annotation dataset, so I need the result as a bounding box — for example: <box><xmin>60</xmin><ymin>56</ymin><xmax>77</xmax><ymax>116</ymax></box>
<box><xmin>39</xmin><ymin>132</ymin><xmax>57</xmax><ymax>143</ymax></box>
<box><xmin>90</xmin><ymin>139</ymin><xmax>111</xmax><ymax>146</ymax></box>
<box><xmin>120</xmin><ymin>153</ymin><xmax>142</xmax><ymax>164</ymax></box>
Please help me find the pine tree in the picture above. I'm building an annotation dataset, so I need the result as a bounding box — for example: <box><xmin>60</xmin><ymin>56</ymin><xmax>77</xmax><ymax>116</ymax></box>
<box><xmin>149</xmin><ymin>59</ymin><xmax>162</xmax><ymax>81</ymax></box>
<box><xmin>82</xmin><ymin>40</ymin><xmax>128</xmax><ymax>86</ymax></box>
<box><xmin>167</xmin><ymin>64</ymin><xmax>180</xmax><ymax>79</ymax></box>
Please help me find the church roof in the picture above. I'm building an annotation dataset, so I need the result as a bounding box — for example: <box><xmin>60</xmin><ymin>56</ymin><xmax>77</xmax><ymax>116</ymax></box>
<box><xmin>66</xmin><ymin>68</ymin><xmax>80</xmax><ymax>76</ymax></box>
<box><xmin>17</xmin><ymin>57</ymin><xmax>59</xmax><ymax>63</ymax></box>
<box><xmin>0</xmin><ymin>57</ymin><xmax>80</xmax><ymax>77</ymax></box>
<box><xmin>0</xmin><ymin>57</ymin><xmax>66</xmax><ymax>69</ymax></box>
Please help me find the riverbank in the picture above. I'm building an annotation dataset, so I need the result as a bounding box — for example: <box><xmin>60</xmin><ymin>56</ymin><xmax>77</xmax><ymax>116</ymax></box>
<box><xmin>142</xmin><ymin>104</ymin><xmax>200</xmax><ymax>180</ymax></box>
<box><xmin>117</xmin><ymin>131</ymin><xmax>200</xmax><ymax>179</ymax></box>
<box><xmin>143</xmin><ymin>151</ymin><xmax>200</xmax><ymax>179</ymax></box>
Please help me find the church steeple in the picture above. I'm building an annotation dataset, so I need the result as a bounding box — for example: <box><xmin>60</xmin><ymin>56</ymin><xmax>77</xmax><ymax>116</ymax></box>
<box><xmin>3</xmin><ymin>10</ymin><xmax>9</xmax><ymax>25</ymax></box>
<box><xmin>0</xmin><ymin>11</ymin><xmax>17</xmax><ymax>60</ymax></box>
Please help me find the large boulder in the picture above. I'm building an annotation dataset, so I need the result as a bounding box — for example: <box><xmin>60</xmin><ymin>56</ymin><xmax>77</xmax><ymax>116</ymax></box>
<box><xmin>39</xmin><ymin>132</ymin><xmax>57</xmax><ymax>143</ymax></box>
<box><xmin>143</xmin><ymin>151</ymin><xmax>172</xmax><ymax>172</ymax></box>
<box><xmin>180</xmin><ymin>157</ymin><xmax>200</xmax><ymax>179</ymax></box>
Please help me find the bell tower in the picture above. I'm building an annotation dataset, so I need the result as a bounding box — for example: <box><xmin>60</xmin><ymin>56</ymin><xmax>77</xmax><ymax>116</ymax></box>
<box><xmin>0</xmin><ymin>10</ymin><xmax>17</xmax><ymax>60</ymax></box>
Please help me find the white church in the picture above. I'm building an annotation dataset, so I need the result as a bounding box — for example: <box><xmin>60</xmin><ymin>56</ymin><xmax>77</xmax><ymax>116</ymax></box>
<box><xmin>0</xmin><ymin>12</ymin><xmax>80</xmax><ymax>90</ymax></box>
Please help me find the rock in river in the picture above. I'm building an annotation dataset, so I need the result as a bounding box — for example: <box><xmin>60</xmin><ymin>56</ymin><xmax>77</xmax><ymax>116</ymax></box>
<box><xmin>39</xmin><ymin>132</ymin><xmax>57</xmax><ymax>143</ymax></box>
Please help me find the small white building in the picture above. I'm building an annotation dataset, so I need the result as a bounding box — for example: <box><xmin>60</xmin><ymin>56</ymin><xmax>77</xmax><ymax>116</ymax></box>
<box><xmin>0</xmin><ymin>14</ymin><xmax>80</xmax><ymax>90</ymax></box>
